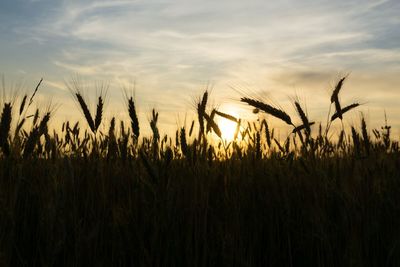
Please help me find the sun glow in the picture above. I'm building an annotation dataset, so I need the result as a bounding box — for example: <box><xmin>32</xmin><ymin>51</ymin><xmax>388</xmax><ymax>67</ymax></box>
<box><xmin>217</xmin><ymin>110</ymin><xmax>239</xmax><ymax>141</ymax></box>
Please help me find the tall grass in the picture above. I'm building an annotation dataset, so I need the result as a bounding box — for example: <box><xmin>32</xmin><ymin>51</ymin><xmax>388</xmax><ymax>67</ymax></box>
<box><xmin>0</xmin><ymin>75</ymin><xmax>399</xmax><ymax>266</ymax></box>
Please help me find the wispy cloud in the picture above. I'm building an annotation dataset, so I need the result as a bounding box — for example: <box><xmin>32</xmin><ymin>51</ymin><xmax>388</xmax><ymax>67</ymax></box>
<box><xmin>0</xmin><ymin>0</ymin><xmax>399</xmax><ymax>133</ymax></box>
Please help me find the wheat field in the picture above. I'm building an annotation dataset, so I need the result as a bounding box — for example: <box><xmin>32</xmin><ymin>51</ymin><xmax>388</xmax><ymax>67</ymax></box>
<box><xmin>0</xmin><ymin>76</ymin><xmax>399</xmax><ymax>266</ymax></box>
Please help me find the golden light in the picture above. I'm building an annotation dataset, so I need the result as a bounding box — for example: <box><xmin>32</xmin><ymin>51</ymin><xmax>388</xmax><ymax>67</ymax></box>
<box><xmin>217</xmin><ymin>110</ymin><xmax>239</xmax><ymax>141</ymax></box>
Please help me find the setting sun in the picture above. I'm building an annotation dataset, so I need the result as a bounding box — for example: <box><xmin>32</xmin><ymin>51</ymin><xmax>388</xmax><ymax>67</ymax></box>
<box><xmin>217</xmin><ymin>110</ymin><xmax>239</xmax><ymax>141</ymax></box>
<box><xmin>219</xmin><ymin>118</ymin><xmax>237</xmax><ymax>141</ymax></box>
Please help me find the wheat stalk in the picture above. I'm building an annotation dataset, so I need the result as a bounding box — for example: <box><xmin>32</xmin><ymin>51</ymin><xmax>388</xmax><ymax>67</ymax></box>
<box><xmin>15</xmin><ymin>118</ymin><xmax>25</xmax><ymax>137</ymax></box>
<box><xmin>331</xmin><ymin>103</ymin><xmax>359</xmax><ymax>122</ymax></box>
<box><xmin>241</xmin><ymin>97</ymin><xmax>292</xmax><ymax>126</ymax></box>
<box><xmin>262</xmin><ymin>120</ymin><xmax>271</xmax><ymax>147</ymax></box>
<box><xmin>337</xmin><ymin>129</ymin><xmax>345</xmax><ymax>148</ymax></box>
<box><xmin>361</xmin><ymin>115</ymin><xmax>370</xmax><ymax>155</ymax></box>
<box><xmin>109</xmin><ymin>117</ymin><xmax>115</xmax><ymax>137</ymax></box>
<box><xmin>333</xmin><ymin>100</ymin><xmax>343</xmax><ymax>120</ymax></box>
<box><xmin>255</xmin><ymin>132</ymin><xmax>261</xmax><ymax>159</ymax></box>
<box><xmin>294</xmin><ymin>101</ymin><xmax>311</xmax><ymax>134</ymax></box>
<box><xmin>188</xmin><ymin>120</ymin><xmax>195</xmax><ymax>137</ymax></box>
<box><xmin>23</xmin><ymin>128</ymin><xmax>39</xmax><ymax>158</ymax></box>
<box><xmin>204</xmin><ymin>112</ymin><xmax>221</xmax><ymax>138</ymax></box>
<box><xmin>330</xmin><ymin>75</ymin><xmax>348</xmax><ymax>103</ymax></box>
<box><xmin>31</xmin><ymin>108</ymin><xmax>39</xmax><ymax>127</ymax></box>
<box><xmin>128</xmin><ymin>97</ymin><xmax>140</xmax><ymax>139</ymax></box>
<box><xmin>351</xmin><ymin>126</ymin><xmax>360</xmax><ymax>156</ymax></box>
<box><xmin>0</xmin><ymin>103</ymin><xmax>12</xmax><ymax>155</ymax></box>
<box><xmin>28</xmin><ymin>78</ymin><xmax>43</xmax><ymax>108</ymax></box>
<box><xmin>19</xmin><ymin>94</ymin><xmax>27</xmax><ymax>115</ymax></box>
<box><xmin>274</xmin><ymin>139</ymin><xmax>285</xmax><ymax>153</ymax></box>
<box><xmin>215</xmin><ymin>110</ymin><xmax>238</xmax><ymax>122</ymax></box>
<box><xmin>200</xmin><ymin>91</ymin><xmax>208</xmax><ymax>112</ymax></box>
<box><xmin>233</xmin><ymin>119</ymin><xmax>241</xmax><ymax>141</ymax></box>
<box><xmin>150</xmin><ymin>108</ymin><xmax>159</xmax><ymax>141</ymax></box>
<box><xmin>197</xmin><ymin>91</ymin><xmax>208</xmax><ymax>138</ymax></box>
<box><xmin>180</xmin><ymin>127</ymin><xmax>188</xmax><ymax>156</ymax></box>
<box><xmin>107</xmin><ymin>117</ymin><xmax>118</xmax><ymax>159</ymax></box>
<box><xmin>23</xmin><ymin>111</ymin><xmax>50</xmax><ymax>158</ymax></box>
<box><xmin>292</xmin><ymin>122</ymin><xmax>315</xmax><ymax>134</ymax></box>
<box><xmin>38</xmin><ymin>112</ymin><xmax>51</xmax><ymax>136</ymax></box>
<box><xmin>206</xmin><ymin>109</ymin><xmax>216</xmax><ymax>133</ymax></box>
<box><xmin>76</xmin><ymin>93</ymin><xmax>95</xmax><ymax>132</ymax></box>
<box><xmin>94</xmin><ymin>96</ymin><xmax>103</xmax><ymax>132</ymax></box>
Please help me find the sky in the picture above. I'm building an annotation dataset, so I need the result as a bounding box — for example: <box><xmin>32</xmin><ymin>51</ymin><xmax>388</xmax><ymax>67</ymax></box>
<box><xmin>0</xmin><ymin>0</ymin><xmax>399</xmax><ymax>137</ymax></box>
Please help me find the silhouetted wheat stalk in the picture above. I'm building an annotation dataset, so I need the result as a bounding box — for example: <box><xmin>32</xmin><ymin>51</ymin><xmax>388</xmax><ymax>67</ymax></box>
<box><xmin>261</xmin><ymin>119</ymin><xmax>271</xmax><ymax>147</ymax></box>
<box><xmin>204</xmin><ymin>112</ymin><xmax>221</xmax><ymax>138</ymax></box>
<box><xmin>331</xmin><ymin>103</ymin><xmax>360</xmax><ymax>122</ymax></box>
<box><xmin>23</xmin><ymin>111</ymin><xmax>50</xmax><ymax>158</ymax></box>
<box><xmin>330</xmin><ymin>75</ymin><xmax>348</xmax><ymax>104</ymax></box>
<box><xmin>76</xmin><ymin>93</ymin><xmax>95</xmax><ymax>132</ymax></box>
<box><xmin>206</xmin><ymin>109</ymin><xmax>216</xmax><ymax>134</ymax></box>
<box><xmin>294</xmin><ymin>101</ymin><xmax>311</xmax><ymax>135</ymax></box>
<box><xmin>330</xmin><ymin>74</ymin><xmax>350</xmax><ymax>121</ymax></box>
<box><xmin>188</xmin><ymin>120</ymin><xmax>195</xmax><ymax>137</ymax></box>
<box><xmin>128</xmin><ymin>97</ymin><xmax>140</xmax><ymax>139</ymax></box>
<box><xmin>292</xmin><ymin>122</ymin><xmax>316</xmax><ymax>134</ymax></box>
<box><xmin>361</xmin><ymin>115</ymin><xmax>370</xmax><ymax>155</ymax></box>
<box><xmin>197</xmin><ymin>91</ymin><xmax>207</xmax><ymax>136</ymax></box>
<box><xmin>215</xmin><ymin>110</ymin><xmax>238</xmax><ymax>123</ymax></box>
<box><xmin>107</xmin><ymin>117</ymin><xmax>118</xmax><ymax>159</ymax></box>
<box><xmin>241</xmin><ymin>97</ymin><xmax>292</xmax><ymax>126</ymax></box>
<box><xmin>180</xmin><ymin>127</ymin><xmax>188</xmax><ymax>156</ymax></box>
<box><xmin>28</xmin><ymin>78</ymin><xmax>43</xmax><ymax>108</ymax></box>
<box><xmin>351</xmin><ymin>126</ymin><xmax>361</xmax><ymax>157</ymax></box>
<box><xmin>233</xmin><ymin>119</ymin><xmax>241</xmax><ymax>141</ymax></box>
<box><xmin>94</xmin><ymin>96</ymin><xmax>103</xmax><ymax>132</ymax></box>
<box><xmin>19</xmin><ymin>95</ymin><xmax>27</xmax><ymax>116</ymax></box>
<box><xmin>150</xmin><ymin>109</ymin><xmax>159</xmax><ymax>141</ymax></box>
<box><xmin>0</xmin><ymin>103</ymin><xmax>12</xmax><ymax>155</ymax></box>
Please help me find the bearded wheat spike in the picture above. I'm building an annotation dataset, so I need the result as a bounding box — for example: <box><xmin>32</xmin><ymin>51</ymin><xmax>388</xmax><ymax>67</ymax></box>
<box><xmin>241</xmin><ymin>97</ymin><xmax>292</xmax><ymax>125</ymax></box>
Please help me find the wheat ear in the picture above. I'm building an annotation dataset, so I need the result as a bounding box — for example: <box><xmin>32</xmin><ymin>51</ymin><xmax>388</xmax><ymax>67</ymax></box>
<box><xmin>94</xmin><ymin>96</ymin><xmax>103</xmax><ymax>132</ymax></box>
<box><xmin>241</xmin><ymin>97</ymin><xmax>292</xmax><ymax>125</ymax></box>
<box><xmin>128</xmin><ymin>97</ymin><xmax>140</xmax><ymax>138</ymax></box>
<box><xmin>76</xmin><ymin>93</ymin><xmax>95</xmax><ymax>132</ymax></box>
<box><xmin>331</xmin><ymin>103</ymin><xmax>359</xmax><ymax>122</ymax></box>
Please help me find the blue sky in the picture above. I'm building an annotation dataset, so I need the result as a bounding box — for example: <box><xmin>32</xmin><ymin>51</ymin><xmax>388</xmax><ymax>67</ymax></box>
<box><xmin>0</xmin><ymin>0</ymin><xmax>399</xmax><ymax>135</ymax></box>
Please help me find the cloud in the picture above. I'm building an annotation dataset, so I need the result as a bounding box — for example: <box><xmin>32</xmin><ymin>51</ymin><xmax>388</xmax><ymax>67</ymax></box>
<box><xmin>0</xmin><ymin>0</ymin><xmax>399</xmax><ymax>134</ymax></box>
<box><xmin>53</xmin><ymin>61</ymin><xmax>101</xmax><ymax>75</ymax></box>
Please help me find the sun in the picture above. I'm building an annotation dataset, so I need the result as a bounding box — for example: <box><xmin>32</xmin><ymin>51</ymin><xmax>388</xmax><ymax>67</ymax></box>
<box><xmin>217</xmin><ymin>110</ymin><xmax>239</xmax><ymax>141</ymax></box>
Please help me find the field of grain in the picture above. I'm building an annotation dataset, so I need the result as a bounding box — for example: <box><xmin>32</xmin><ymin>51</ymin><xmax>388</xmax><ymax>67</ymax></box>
<box><xmin>0</xmin><ymin>76</ymin><xmax>399</xmax><ymax>266</ymax></box>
